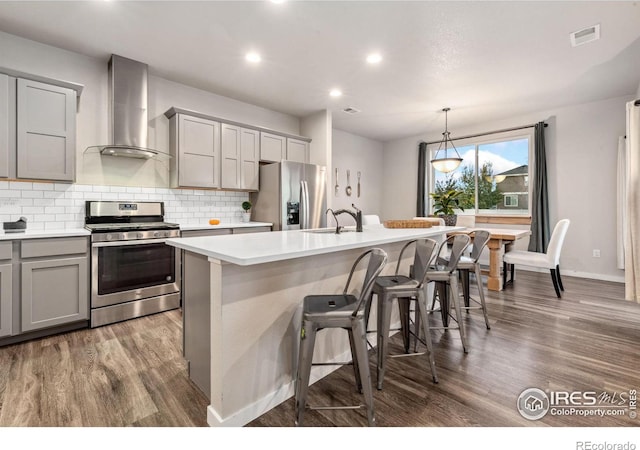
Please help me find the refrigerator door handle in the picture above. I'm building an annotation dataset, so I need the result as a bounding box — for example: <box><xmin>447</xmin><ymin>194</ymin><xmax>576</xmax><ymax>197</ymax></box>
<box><xmin>300</xmin><ymin>180</ymin><xmax>310</xmax><ymax>229</ymax></box>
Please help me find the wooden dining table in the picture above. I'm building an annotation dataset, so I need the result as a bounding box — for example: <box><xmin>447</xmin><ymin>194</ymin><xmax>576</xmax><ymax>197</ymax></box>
<box><xmin>448</xmin><ymin>227</ymin><xmax>531</xmax><ymax>291</ymax></box>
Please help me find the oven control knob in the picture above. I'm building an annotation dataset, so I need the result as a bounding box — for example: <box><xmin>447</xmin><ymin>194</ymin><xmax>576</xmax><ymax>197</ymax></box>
<box><xmin>137</xmin><ymin>232</ymin><xmax>144</xmax><ymax>239</ymax></box>
<box><xmin>153</xmin><ymin>231</ymin><xmax>160</xmax><ymax>238</ymax></box>
<box><xmin>106</xmin><ymin>234</ymin><xmax>112</xmax><ymax>241</ymax></box>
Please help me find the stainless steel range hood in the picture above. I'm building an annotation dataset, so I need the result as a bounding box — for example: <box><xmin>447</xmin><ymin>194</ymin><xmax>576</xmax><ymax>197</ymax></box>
<box><xmin>85</xmin><ymin>54</ymin><xmax>170</xmax><ymax>160</ymax></box>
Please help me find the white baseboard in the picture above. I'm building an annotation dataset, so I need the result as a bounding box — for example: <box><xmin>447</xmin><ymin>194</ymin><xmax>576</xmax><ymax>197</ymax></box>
<box><xmin>501</xmin><ymin>265</ymin><xmax>624</xmax><ymax>284</ymax></box>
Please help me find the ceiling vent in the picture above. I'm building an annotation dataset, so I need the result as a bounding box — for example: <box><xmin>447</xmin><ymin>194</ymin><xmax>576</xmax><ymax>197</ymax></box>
<box><xmin>342</xmin><ymin>107</ymin><xmax>361</xmax><ymax>114</ymax></box>
<box><xmin>570</xmin><ymin>24</ymin><xmax>600</xmax><ymax>47</ymax></box>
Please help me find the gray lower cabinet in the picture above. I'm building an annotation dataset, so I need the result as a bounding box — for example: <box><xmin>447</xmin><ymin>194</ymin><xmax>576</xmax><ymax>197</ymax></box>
<box><xmin>0</xmin><ymin>242</ymin><xmax>12</xmax><ymax>338</ymax></box>
<box><xmin>0</xmin><ymin>263</ymin><xmax>12</xmax><ymax>338</ymax></box>
<box><xmin>21</xmin><ymin>256</ymin><xmax>88</xmax><ymax>332</ymax></box>
<box><xmin>0</xmin><ymin>236</ymin><xmax>89</xmax><ymax>345</ymax></box>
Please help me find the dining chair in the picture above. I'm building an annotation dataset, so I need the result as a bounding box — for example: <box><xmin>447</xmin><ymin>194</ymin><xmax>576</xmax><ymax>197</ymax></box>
<box><xmin>368</xmin><ymin>238</ymin><xmax>439</xmax><ymax>390</ymax></box>
<box><xmin>294</xmin><ymin>248</ymin><xmax>387</xmax><ymax>427</ymax></box>
<box><xmin>502</xmin><ymin>219</ymin><xmax>571</xmax><ymax>298</ymax></box>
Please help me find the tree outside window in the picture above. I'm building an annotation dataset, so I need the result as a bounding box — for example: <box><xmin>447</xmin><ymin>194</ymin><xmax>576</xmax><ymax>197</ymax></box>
<box><xmin>429</xmin><ymin>135</ymin><xmax>530</xmax><ymax>215</ymax></box>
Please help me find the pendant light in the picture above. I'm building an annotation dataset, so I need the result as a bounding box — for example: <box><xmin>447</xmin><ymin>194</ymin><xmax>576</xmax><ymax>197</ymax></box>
<box><xmin>431</xmin><ymin>107</ymin><xmax>463</xmax><ymax>173</ymax></box>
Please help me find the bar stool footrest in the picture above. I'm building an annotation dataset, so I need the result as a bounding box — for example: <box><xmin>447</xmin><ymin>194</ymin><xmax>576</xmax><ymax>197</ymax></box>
<box><xmin>308</xmin><ymin>405</ymin><xmax>366</xmax><ymax>411</ymax></box>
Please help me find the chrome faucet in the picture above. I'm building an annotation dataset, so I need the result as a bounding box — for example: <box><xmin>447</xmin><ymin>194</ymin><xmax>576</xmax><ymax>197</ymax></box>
<box><xmin>333</xmin><ymin>204</ymin><xmax>363</xmax><ymax>232</ymax></box>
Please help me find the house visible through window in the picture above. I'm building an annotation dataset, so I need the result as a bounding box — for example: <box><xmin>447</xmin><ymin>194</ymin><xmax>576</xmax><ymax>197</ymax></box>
<box><xmin>428</xmin><ymin>128</ymin><xmax>533</xmax><ymax>216</ymax></box>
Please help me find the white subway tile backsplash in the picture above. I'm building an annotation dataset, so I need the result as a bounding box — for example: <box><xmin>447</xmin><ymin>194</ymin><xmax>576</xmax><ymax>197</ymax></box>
<box><xmin>21</xmin><ymin>191</ymin><xmax>44</xmax><ymax>199</ymax></box>
<box><xmin>10</xmin><ymin>181</ymin><xmax>32</xmax><ymax>190</ymax></box>
<box><xmin>0</xmin><ymin>180</ymin><xmax>250</xmax><ymax>229</ymax></box>
<box><xmin>33</xmin><ymin>183</ymin><xmax>54</xmax><ymax>191</ymax></box>
<box><xmin>0</xmin><ymin>190</ymin><xmax>19</xmax><ymax>198</ymax></box>
<box><xmin>54</xmin><ymin>183</ymin><xmax>71</xmax><ymax>191</ymax></box>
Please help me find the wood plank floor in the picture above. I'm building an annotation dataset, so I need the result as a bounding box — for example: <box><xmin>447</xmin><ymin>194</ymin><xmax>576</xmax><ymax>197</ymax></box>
<box><xmin>0</xmin><ymin>271</ymin><xmax>638</xmax><ymax>427</ymax></box>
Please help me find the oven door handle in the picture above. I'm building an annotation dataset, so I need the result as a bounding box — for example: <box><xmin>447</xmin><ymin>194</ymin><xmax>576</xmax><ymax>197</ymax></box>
<box><xmin>92</xmin><ymin>239</ymin><xmax>171</xmax><ymax>248</ymax></box>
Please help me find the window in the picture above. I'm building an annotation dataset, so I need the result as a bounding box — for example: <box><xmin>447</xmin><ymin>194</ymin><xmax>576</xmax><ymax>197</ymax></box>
<box><xmin>428</xmin><ymin>128</ymin><xmax>533</xmax><ymax>216</ymax></box>
<box><xmin>504</xmin><ymin>194</ymin><xmax>518</xmax><ymax>207</ymax></box>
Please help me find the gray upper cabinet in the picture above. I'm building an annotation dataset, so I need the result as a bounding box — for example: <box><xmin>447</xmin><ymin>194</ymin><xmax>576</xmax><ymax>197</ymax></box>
<box><xmin>0</xmin><ymin>242</ymin><xmax>12</xmax><ymax>338</ymax></box>
<box><xmin>260</xmin><ymin>132</ymin><xmax>286</xmax><ymax>163</ymax></box>
<box><xmin>240</xmin><ymin>128</ymin><xmax>260</xmax><ymax>190</ymax></box>
<box><xmin>165</xmin><ymin>107</ymin><xmax>311</xmax><ymax>189</ymax></box>
<box><xmin>170</xmin><ymin>114</ymin><xmax>221</xmax><ymax>188</ymax></box>
<box><xmin>221</xmin><ymin>124</ymin><xmax>259</xmax><ymax>190</ymax></box>
<box><xmin>286</xmin><ymin>137</ymin><xmax>310</xmax><ymax>164</ymax></box>
<box><xmin>221</xmin><ymin>123</ymin><xmax>241</xmax><ymax>189</ymax></box>
<box><xmin>20</xmin><ymin>237</ymin><xmax>89</xmax><ymax>333</ymax></box>
<box><xmin>0</xmin><ymin>74</ymin><xmax>9</xmax><ymax>179</ymax></box>
<box><xmin>16</xmin><ymin>78</ymin><xmax>76</xmax><ymax>182</ymax></box>
<box><xmin>261</xmin><ymin>132</ymin><xmax>310</xmax><ymax>164</ymax></box>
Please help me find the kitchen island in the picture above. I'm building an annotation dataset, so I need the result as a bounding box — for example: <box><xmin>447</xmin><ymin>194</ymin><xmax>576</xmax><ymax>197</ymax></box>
<box><xmin>166</xmin><ymin>224</ymin><xmax>462</xmax><ymax>427</ymax></box>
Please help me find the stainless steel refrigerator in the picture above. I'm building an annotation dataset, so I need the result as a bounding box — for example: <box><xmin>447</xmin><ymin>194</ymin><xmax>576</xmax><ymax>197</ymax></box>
<box><xmin>250</xmin><ymin>161</ymin><xmax>327</xmax><ymax>231</ymax></box>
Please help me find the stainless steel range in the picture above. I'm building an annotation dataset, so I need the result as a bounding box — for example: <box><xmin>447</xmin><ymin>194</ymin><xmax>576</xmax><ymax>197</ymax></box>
<box><xmin>85</xmin><ymin>200</ymin><xmax>181</xmax><ymax>328</ymax></box>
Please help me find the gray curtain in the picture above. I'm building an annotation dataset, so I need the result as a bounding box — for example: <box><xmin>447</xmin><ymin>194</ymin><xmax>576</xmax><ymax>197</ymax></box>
<box><xmin>417</xmin><ymin>142</ymin><xmax>427</xmax><ymax>216</ymax></box>
<box><xmin>528</xmin><ymin>122</ymin><xmax>550</xmax><ymax>252</ymax></box>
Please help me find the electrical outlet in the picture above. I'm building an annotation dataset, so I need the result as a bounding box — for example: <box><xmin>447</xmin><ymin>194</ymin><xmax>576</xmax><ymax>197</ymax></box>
<box><xmin>592</xmin><ymin>249</ymin><xmax>601</xmax><ymax>258</ymax></box>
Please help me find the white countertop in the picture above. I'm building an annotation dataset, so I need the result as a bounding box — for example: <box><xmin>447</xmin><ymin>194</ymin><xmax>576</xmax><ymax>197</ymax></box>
<box><xmin>0</xmin><ymin>228</ymin><xmax>90</xmax><ymax>240</ymax></box>
<box><xmin>178</xmin><ymin>221</ymin><xmax>272</xmax><ymax>231</ymax></box>
<box><xmin>166</xmin><ymin>224</ymin><xmax>464</xmax><ymax>266</ymax></box>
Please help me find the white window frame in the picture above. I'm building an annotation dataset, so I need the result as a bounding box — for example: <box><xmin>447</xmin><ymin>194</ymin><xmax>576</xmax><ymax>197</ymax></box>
<box><xmin>504</xmin><ymin>194</ymin><xmax>519</xmax><ymax>207</ymax></box>
<box><xmin>427</xmin><ymin>127</ymin><xmax>534</xmax><ymax>217</ymax></box>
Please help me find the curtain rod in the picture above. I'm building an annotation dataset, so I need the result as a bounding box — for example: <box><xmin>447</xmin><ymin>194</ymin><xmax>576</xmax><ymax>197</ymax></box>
<box><xmin>422</xmin><ymin>122</ymin><xmax>547</xmax><ymax>146</ymax></box>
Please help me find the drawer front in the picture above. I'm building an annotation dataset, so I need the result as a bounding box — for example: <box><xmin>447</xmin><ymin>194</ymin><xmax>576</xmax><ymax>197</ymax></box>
<box><xmin>232</xmin><ymin>226</ymin><xmax>271</xmax><ymax>234</ymax></box>
<box><xmin>0</xmin><ymin>241</ymin><xmax>11</xmax><ymax>260</ymax></box>
<box><xmin>181</xmin><ymin>229</ymin><xmax>233</xmax><ymax>238</ymax></box>
<box><xmin>21</xmin><ymin>237</ymin><xmax>88</xmax><ymax>258</ymax></box>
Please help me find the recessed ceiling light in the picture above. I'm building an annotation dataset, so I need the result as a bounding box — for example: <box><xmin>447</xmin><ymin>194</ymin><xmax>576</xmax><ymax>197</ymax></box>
<box><xmin>366</xmin><ymin>53</ymin><xmax>382</xmax><ymax>64</ymax></box>
<box><xmin>329</xmin><ymin>89</ymin><xmax>342</xmax><ymax>98</ymax></box>
<box><xmin>245</xmin><ymin>52</ymin><xmax>261</xmax><ymax>63</ymax></box>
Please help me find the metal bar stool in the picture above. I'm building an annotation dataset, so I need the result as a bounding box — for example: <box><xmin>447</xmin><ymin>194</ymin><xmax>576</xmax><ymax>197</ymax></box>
<box><xmin>437</xmin><ymin>230</ymin><xmax>491</xmax><ymax>329</ymax></box>
<box><xmin>369</xmin><ymin>238</ymin><xmax>439</xmax><ymax>390</ymax></box>
<box><xmin>421</xmin><ymin>233</ymin><xmax>472</xmax><ymax>352</ymax></box>
<box><xmin>294</xmin><ymin>248</ymin><xmax>388</xmax><ymax>427</ymax></box>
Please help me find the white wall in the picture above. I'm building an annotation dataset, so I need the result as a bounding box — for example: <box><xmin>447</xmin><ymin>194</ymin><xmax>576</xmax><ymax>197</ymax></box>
<box><xmin>301</xmin><ymin>110</ymin><xmax>333</xmax><ymax>209</ymax></box>
<box><xmin>331</xmin><ymin>129</ymin><xmax>383</xmax><ymax>227</ymax></box>
<box><xmin>382</xmin><ymin>95</ymin><xmax>634</xmax><ymax>282</ymax></box>
<box><xmin>0</xmin><ymin>30</ymin><xmax>300</xmax><ymax>188</ymax></box>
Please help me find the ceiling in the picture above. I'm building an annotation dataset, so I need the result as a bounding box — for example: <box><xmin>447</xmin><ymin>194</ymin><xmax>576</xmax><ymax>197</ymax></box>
<box><xmin>0</xmin><ymin>1</ymin><xmax>639</xmax><ymax>142</ymax></box>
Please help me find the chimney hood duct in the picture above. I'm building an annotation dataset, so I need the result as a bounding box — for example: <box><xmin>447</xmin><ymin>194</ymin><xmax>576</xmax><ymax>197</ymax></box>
<box><xmin>85</xmin><ymin>54</ymin><xmax>170</xmax><ymax>160</ymax></box>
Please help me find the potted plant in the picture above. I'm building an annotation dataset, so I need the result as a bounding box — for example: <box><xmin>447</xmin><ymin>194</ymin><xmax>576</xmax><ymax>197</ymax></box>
<box><xmin>429</xmin><ymin>188</ymin><xmax>464</xmax><ymax>226</ymax></box>
<box><xmin>241</xmin><ymin>201</ymin><xmax>252</xmax><ymax>222</ymax></box>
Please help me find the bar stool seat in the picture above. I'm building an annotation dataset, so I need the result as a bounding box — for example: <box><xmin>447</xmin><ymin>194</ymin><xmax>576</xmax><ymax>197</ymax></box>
<box><xmin>295</xmin><ymin>248</ymin><xmax>387</xmax><ymax>427</ymax></box>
